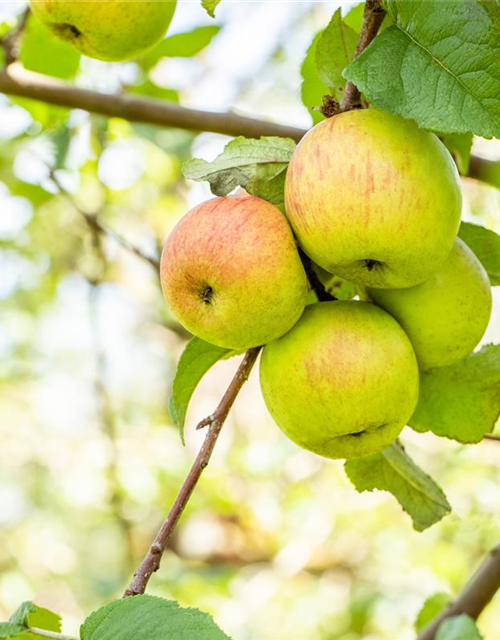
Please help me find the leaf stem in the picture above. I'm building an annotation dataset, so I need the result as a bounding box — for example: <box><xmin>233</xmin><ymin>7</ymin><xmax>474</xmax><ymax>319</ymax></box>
<box><xmin>123</xmin><ymin>347</ymin><xmax>261</xmax><ymax>597</ymax></box>
<box><xmin>28</xmin><ymin>628</ymin><xmax>78</xmax><ymax>640</ymax></box>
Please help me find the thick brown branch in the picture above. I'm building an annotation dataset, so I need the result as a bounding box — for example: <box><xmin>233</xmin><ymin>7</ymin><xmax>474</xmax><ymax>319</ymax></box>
<box><xmin>340</xmin><ymin>0</ymin><xmax>386</xmax><ymax>112</ymax></box>
<box><xmin>123</xmin><ymin>347</ymin><xmax>261</xmax><ymax>597</ymax></box>
<box><xmin>0</xmin><ymin>62</ymin><xmax>305</xmax><ymax>142</ymax></box>
<box><xmin>417</xmin><ymin>544</ymin><xmax>500</xmax><ymax>640</ymax></box>
<box><xmin>0</xmin><ymin>62</ymin><xmax>496</xmax><ymax>187</ymax></box>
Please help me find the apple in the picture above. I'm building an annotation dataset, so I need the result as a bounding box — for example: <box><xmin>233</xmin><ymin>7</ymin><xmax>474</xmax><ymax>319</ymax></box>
<box><xmin>366</xmin><ymin>238</ymin><xmax>492</xmax><ymax>370</ymax></box>
<box><xmin>260</xmin><ymin>301</ymin><xmax>419</xmax><ymax>460</ymax></box>
<box><xmin>29</xmin><ymin>0</ymin><xmax>177</xmax><ymax>62</ymax></box>
<box><xmin>285</xmin><ymin>108</ymin><xmax>462</xmax><ymax>288</ymax></box>
<box><xmin>161</xmin><ymin>196</ymin><xmax>309</xmax><ymax>350</ymax></box>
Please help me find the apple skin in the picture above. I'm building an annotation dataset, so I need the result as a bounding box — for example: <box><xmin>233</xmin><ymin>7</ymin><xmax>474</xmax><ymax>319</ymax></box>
<box><xmin>260</xmin><ymin>301</ymin><xmax>419</xmax><ymax>460</ymax></box>
<box><xmin>161</xmin><ymin>196</ymin><xmax>309</xmax><ymax>350</ymax></box>
<box><xmin>29</xmin><ymin>0</ymin><xmax>177</xmax><ymax>62</ymax></box>
<box><xmin>366</xmin><ymin>238</ymin><xmax>492</xmax><ymax>370</ymax></box>
<box><xmin>285</xmin><ymin>109</ymin><xmax>462</xmax><ymax>288</ymax></box>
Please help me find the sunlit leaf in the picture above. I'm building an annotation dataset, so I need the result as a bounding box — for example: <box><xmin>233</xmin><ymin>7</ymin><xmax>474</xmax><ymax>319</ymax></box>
<box><xmin>409</xmin><ymin>345</ymin><xmax>500</xmax><ymax>443</ymax></box>
<box><xmin>81</xmin><ymin>595</ymin><xmax>231</xmax><ymax>640</ymax></box>
<box><xmin>345</xmin><ymin>441</ymin><xmax>451</xmax><ymax>531</ymax></box>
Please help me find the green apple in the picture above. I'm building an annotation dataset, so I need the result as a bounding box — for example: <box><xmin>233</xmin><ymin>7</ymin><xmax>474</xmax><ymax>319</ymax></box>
<box><xmin>366</xmin><ymin>238</ymin><xmax>492</xmax><ymax>370</ymax></box>
<box><xmin>29</xmin><ymin>0</ymin><xmax>177</xmax><ymax>62</ymax></box>
<box><xmin>260</xmin><ymin>301</ymin><xmax>419</xmax><ymax>460</ymax></box>
<box><xmin>285</xmin><ymin>109</ymin><xmax>462</xmax><ymax>288</ymax></box>
<box><xmin>161</xmin><ymin>196</ymin><xmax>308</xmax><ymax>350</ymax></box>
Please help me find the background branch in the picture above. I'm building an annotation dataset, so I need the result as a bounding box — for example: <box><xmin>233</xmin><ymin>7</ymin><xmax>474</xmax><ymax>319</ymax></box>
<box><xmin>123</xmin><ymin>347</ymin><xmax>261</xmax><ymax>597</ymax></box>
<box><xmin>417</xmin><ymin>544</ymin><xmax>500</xmax><ymax>640</ymax></box>
<box><xmin>0</xmin><ymin>8</ymin><xmax>30</xmax><ymax>66</ymax></box>
<box><xmin>49</xmin><ymin>169</ymin><xmax>160</xmax><ymax>271</ymax></box>
<box><xmin>0</xmin><ymin>63</ymin><xmax>305</xmax><ymax>142</ymax></box>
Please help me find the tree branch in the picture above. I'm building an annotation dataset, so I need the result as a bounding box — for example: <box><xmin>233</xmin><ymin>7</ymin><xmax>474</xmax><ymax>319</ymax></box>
<box><xmin>0</xmin><ymin>8</ymin><xmax>30</xmax><ymax>66</ymax></box>
<box><xmin>123</xmin><ymin>346</ymin><xmax>261</xmax><ymax>597</ymax></box>
<box><xmin>0</xmin><ymin>62</ymin><xmax>496</xmax><ymax>186</ymax></box>
<box><xmin>28</xmin><ymin>629</ymin><xmax>77</xmax><ymax>640</ymax></box>
<box><xmin>340</xmin><ymin>0</ymin><xmax>386</xmax><ymax>112</ymax></box>
<box><xmin>0</xmin><ymin>62</ymin><xmax>306</xmax><ymax>142</ymax></box>
<box><xmin>417</xmin><ymin>543</ymin><xmax>500</xmax><ymax>640</ymax></box>
<box><xmin>467</xmin><ymin>155</ymin><xmax>500</xmax><ymax>190</ymax></box>
<box><xmin>483</xmin><ymin>434</ymin><xmax>500</xmax><ymax>442</ymax></box>
<box><xmin>48</xmin><ymin>169</ymin><xmax>160</xmax><ymax>271</ymax></box>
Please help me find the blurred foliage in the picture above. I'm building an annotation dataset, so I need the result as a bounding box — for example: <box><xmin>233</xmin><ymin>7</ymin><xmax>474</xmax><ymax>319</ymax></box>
<box><xmin>0</xmin><ymin>2</ymin><xmax>499</xmax><ymax>640</ymax></box>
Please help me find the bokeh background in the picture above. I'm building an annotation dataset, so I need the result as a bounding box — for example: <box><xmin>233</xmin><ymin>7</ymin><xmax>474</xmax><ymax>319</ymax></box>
<box><xmin>1</xmin><ymin>1</ymin><xmax>500</xmax><ymax>639</ymax></box>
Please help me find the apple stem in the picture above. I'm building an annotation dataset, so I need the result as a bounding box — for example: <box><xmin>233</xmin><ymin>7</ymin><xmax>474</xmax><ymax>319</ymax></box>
<box><xmin>123</xmin><ymin>347</ymin><xmax>261</xmax><ymax>598</ymax></box>
<box><xmin>299</xmin><ymin>249</ymin><xmax>337</xmax><ymax>302</ymax></box>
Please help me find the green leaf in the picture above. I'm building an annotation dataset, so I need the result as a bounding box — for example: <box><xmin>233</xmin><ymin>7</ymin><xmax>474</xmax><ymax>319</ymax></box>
<box><xmin>80</xmin><ymin>595</ymin><xmax>231</xmax><ymax>640</ymax></box>
<box><xmin>201</xmin><ymin>0</ymin><xmax>221</xmax><ymax>18</ymax></box>
<box><xmin>344</xmin><ymin>0</ymin><xmax>500</xmax><ymax>137</ymax></box>
<box><xmin>315</xmin><ymin>9</ymin><xmax>358</xmax><ymax>99</ymax></box>
<box><xmin>183</xmin><ymin>136</ymin><xmax>296</xmax><ymax>206</ymax></box>
<box><xmin>0</xmin><ymin>623</ymin><xmax>25</xmax><ymax>638</ymax></box>
<box><xmin>21</xmin><ymin>16</ymin><xmax>80</xmax><ymax>80</ymax></box>
<box><xmin>6</xmin><ymin>602</ymin><xmax>61</xmax><ymax>640</ymax></box>
<box><xmin>345</xmin><ymin>441</ymin><xmax>451</xmax><ymax>531</ymax></box>
<box><xmin>49</xmin><ymin>125</ymin><xmax>72</xmax><ymax>171</ymax></box>
<box><xmin>435</xmin><ymin>615</ymin><xmax>483</xmax><ymax>640</ymax></box>
<box><xmin>140</xmin><ymin>26</ymin><xmax>220</xmax><ymax>70</ymax></box>
<box><xmin>170</xmin><ymin>337</ymin><xmax>231</xmax><ymax>444</ymax></box>
<box><xmin>441</xmin><ymin>133</ymin><xmax>473</xmax><ymax>175</ymax></box>
<box><xmin>313</xmin><ymin>266</ymin><xmax>357</xmax><ymax>301</ymax></box>
<box><xmin>459</xmin><ymin>222</ymin><xmax>500</xmax><ymax>285</ymax></box>
<box><xmin>415</xmin><ymin>593</ymin><xmax>451</xmax><ymax>633</ymax></box>
<box><xmin>128</xmin><ymin>80</ymin><xmax>179</xmax><ymax>103</ymax></box>
<box><xmin>301</xmin><ymin>32</ymin><xmax>329</xmax><ymax>126</ymax></box>
<box><xmin>343</xmin><ymin>3</ymin><xmax>365</xmax><ymax>33</ymax></box>
<box><xmin>9</xmin><ymin>603</ymin><xmax>36</xmax><ymax>627</ymax></box>
<box><xmin>409</xmin><ymin>345</ymin><xmax>500</xmax><ymax>443</ymax></box>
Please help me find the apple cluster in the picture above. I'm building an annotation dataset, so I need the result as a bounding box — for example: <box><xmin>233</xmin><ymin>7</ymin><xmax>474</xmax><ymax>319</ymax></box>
<box><xmin>162</xmin><ymin>109</ymin><xmax>492</xmax><ymax>461</ymax></box>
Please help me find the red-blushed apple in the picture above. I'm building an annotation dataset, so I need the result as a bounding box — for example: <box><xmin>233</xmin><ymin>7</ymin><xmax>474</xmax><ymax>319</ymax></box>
<box><xmin>29</xmin><ymin>0</ymin><xmax>177</xmax><ymax>62</ymax></box>
<box><xmin>260</xmin><ymin>301</ymin><xmax>419</xmax><ymax>460</ymax></box>
<box><xmin>285</xmin><ymin>109</ymin><xmax>462</xmax><ymax>288</ymax></box>
<box><xmin>366</xmin><ymin>238</ymin><xmax>492</xmax><ymax>370</ymax></box>
<box><xmin>161</xmin><ymin>196</ymin><xmax>309</xmax><ymax>350</ymax></box>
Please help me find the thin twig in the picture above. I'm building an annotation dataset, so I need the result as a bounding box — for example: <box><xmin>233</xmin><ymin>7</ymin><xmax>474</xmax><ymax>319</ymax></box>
<box><xmin>340</xmin><ymin>0</ymin><xmax>386</xmax><ymax>112</ymax></box>
<box><xmin>0</xmin><ymin>8</ymin><xmax>30</xmax><ymax>66</ymax></box>
<box><xmin>48</xmin><ymin>169</ymin><xmax>160</xmax><ymax>271</ymax></box>
<box><xmin>417</xmin><ymin>544</ymin><xmax>500</xmax><ymax>640</ymax></box>
<box><xmin>483</xmin><ymin>434</ymin><xmax>500</xmax><ymax>442</ymax></box>
<box><xmin>123</xmin><ymin>347</ymin><xmax>261</xmax><ymax>597</ymax></box>
<box><xmin>28</xmin><ymin>629</ymin><xmax>77</xmax><ymax>640</ymax></box>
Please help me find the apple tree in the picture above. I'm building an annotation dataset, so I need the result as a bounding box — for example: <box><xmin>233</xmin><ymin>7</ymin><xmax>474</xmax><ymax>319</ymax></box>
<box><xmin>0</xmin><ymin>1</ymin><xmax>500</xmax><ymax>639</ymax></box>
